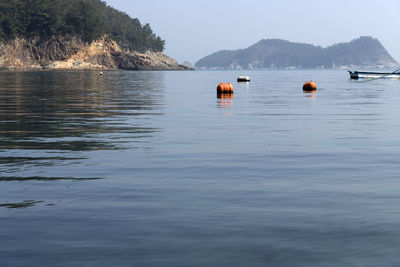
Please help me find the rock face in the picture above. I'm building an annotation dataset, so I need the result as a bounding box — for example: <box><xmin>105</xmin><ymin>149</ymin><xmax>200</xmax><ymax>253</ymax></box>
<box><xmin>195</xmin><ymin>36</ymin><xmax>399</xmax><ymax>70</ymax></box>
<box><xmin>0</xmin><ymin>36</ymin><xmax>189</xmax><ymax>71</ymax></box>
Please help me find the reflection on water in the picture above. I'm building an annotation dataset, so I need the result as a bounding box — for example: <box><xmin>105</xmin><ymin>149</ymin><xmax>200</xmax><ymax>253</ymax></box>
<box><xmin>0</xmin><ymin>200</ymin><xmax>44</xmax><ymax>209</ymax></box>
<box><xmin>0</xmin><ymin>71</ymin><xmax>164</xmax><ymax>151</ymax></box>
<box><xmin>0</xmin><ymin>176</ymin><xmax>102</xmax><ymax>181</ymax></box>
<box><xmin>0</xmin><ymin>71</ymin><xmax>165</xmax><ymax>171</ymax></box>
<box><xmin>217</xmin><ymin>93</ymin><xmax>233</xmax><ymax>113</ymax></box>
<box><xmin>303</xmin><ymin>90</ymin><xmax>317</xmax><ymax>108</ymax></box>
<box><xmin>217</xmin><ymin>92</ymin><xmax>234</xmax><ymax>100</ymax></box>
<box><xmin>303</xmin><ymin>90</ymin><xmax>317</xmax><ymax>96</ymax></box>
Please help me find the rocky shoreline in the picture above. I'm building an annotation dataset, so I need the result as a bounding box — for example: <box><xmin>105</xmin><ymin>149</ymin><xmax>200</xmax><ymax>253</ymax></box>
<box><xmin>0</xmin><ymin>36</ymin><xmax>190</xmax><ymax>71</ymax></box>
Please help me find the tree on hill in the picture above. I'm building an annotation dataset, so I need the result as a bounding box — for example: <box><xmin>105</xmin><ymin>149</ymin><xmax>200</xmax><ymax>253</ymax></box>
<box><xmin>0</xmin><ymin>0</ymin><xmax>165</xmax><ymax>52</ymax></box>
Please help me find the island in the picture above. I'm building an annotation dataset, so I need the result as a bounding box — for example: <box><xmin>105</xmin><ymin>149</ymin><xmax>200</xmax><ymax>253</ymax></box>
<box><xmin>195</xmin><ymin>36</ymin><xmax>399</xmax><ymax>70</ymax></box>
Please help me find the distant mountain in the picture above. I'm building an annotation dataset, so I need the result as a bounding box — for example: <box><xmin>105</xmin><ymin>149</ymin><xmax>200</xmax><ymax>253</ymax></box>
<box><xmin>195</xmin><ymin>36</ymin><xmax>398</xmax><ymax>69</ymax></box>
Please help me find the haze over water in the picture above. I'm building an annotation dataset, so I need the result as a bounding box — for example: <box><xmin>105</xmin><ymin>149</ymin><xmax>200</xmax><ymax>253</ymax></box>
<box><xmin>2</xmin><ymin>70</ymin><xmax>400</xmax><ymax>266</ymax></box>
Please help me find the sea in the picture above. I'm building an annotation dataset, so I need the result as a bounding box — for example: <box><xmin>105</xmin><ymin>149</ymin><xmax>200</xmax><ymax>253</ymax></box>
<box><xmin>1</xmin><ymin>70</ymin><xmax>400</xmax><ymax>266</ymax></box>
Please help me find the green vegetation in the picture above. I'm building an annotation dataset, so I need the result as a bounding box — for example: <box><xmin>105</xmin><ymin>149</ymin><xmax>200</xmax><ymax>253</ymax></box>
<box><xmin>0</xmin><ymin>0</ymin><xmax>165</xmax><ymax>52</ymax></box>
<box><xmin>196</xmin><ymin>37</ymin><xmax>398</xmax><ymax>69</ymax></box>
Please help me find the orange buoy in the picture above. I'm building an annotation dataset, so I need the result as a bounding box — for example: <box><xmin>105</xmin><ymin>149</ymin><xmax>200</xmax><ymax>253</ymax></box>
<box><xmin>217</xmin><ymin>82</ymin><xmax>234</xmax><ymax>93</ymax></box>
<box><xmin>303</xmin><ymin>81</ymin><xmax>317</xmax><ymax>91</ymax></box>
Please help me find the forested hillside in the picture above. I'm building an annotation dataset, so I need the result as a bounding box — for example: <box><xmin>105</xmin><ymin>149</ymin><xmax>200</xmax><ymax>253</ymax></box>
<box><xmin>196</xmin><ymin>37</ymin><xmax>398</xmax><ymax>69</ymax></box>
<box><xmin>0</xmin><ymin>0</ymin><xmax>165</xmax><ymax>52</ymax></box>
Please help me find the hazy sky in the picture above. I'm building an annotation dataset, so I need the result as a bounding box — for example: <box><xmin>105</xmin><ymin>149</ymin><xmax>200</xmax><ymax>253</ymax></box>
<box><xmin>104</xmin><ymin>0</ymin><xmax>400</xmax><ymax>64</ymax></box>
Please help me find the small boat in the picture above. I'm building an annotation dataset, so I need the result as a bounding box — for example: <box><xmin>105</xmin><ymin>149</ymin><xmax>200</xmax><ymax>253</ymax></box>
<box><xmin>348</xmin><ymin>71</ymin><xmax>400</xmax><ymax>79</ymax></box>
<box><xmin>237</xmin><ymin>76</ymin><xmax>250</xmax><ymax>82</ymax></box>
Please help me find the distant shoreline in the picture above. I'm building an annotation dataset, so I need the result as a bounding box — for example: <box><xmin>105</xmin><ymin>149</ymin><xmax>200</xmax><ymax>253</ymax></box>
<box><xmin>0</xmin><ymin>68</ymin><xmax>193</xmax><ymax>72</ymax></box>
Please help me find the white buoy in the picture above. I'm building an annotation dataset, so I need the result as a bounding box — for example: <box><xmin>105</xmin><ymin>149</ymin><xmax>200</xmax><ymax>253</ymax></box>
<box><xmin>237</xmin><ymin>76</ymin><xmax>250</xmax><ymax>82</ymax></box>
<box><xmin>99</xmin><ymin>72</ymin><xmax>104</xmax><ymax>76</ymax></box>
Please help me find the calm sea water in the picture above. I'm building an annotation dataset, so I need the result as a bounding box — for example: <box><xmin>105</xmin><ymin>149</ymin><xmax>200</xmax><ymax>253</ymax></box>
<box><xmin>1</xmin><ymin>70</ymin><xmax>400</xmax><ymax>266</ymax></box>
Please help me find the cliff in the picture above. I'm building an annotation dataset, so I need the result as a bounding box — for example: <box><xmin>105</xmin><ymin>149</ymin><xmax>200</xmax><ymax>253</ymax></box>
<box><xmin>0</xmin><ymin>36</ymin><xmax>188</xmax><ymax>71</ymax></box>
<box><xmin>195</xmin><ymin>36</ymin><xmax>399</xmax><ymax>70</ymax></box>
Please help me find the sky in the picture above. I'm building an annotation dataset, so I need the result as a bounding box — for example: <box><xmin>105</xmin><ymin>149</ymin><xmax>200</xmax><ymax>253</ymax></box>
<box><xmin>104</xmin><ymin>0</ymin><xmax>400</xmax><ymax>65</ymax></box>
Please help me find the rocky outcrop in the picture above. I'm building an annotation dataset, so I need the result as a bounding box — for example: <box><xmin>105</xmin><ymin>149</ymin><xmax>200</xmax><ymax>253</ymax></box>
<box><xmin>0</xmin><ymin>36</ymin><xmax>189</xmax><ymax>71</ymax></box>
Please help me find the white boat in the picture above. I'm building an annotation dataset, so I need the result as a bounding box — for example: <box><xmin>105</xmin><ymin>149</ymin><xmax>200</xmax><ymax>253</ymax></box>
<box><xmin>348</xmin><ymin>71</ymin><xmax>400</xmax><ymax>79</ymax></box>
<box><xmin>237</xmin><ymin>76</ymin><xmax>250</xmax><ymax>82</ymax></box>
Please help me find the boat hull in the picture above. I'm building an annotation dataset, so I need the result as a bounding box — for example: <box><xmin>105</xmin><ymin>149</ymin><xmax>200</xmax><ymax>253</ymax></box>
<box><xmin>348</xmin><ymin>71</ymin><xmax>400</xmax><ymax>79</ymax></box>
<box><xmin>237</xmin><ymin>76</ymin><xmax>250</xmax><ymax>82</ymax></box>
